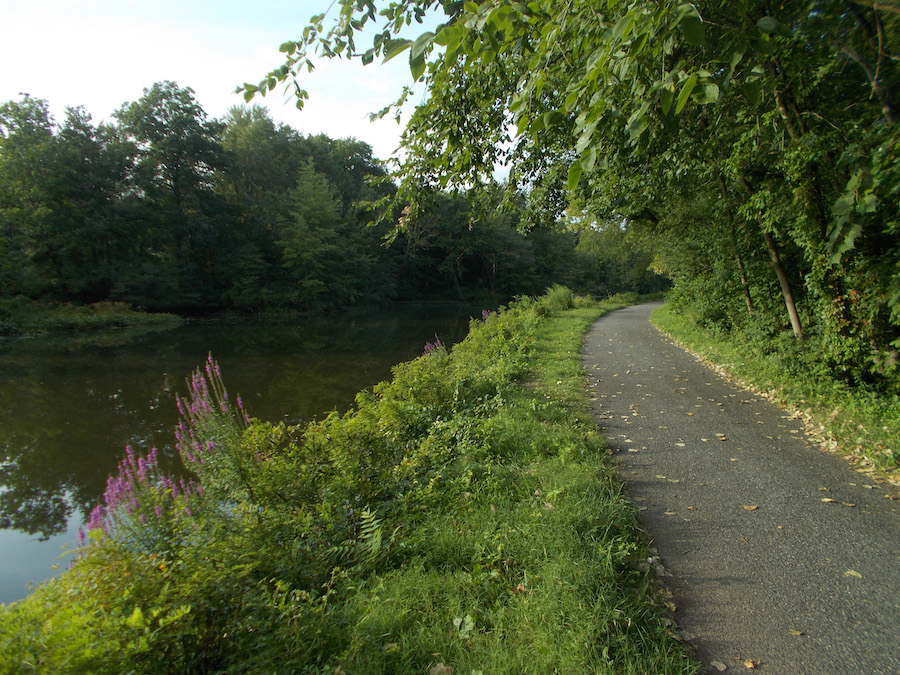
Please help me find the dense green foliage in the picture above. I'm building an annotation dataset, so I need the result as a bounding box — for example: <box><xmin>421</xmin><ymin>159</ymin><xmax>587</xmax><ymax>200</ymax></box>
<box><xmin>653</xmin><ymin>303</ymin><xmax>900</xmax><ymax>475</ymax></box>
<box><xmin>0</xmin><ymin>291</ymin><xmax>694</xmax><ymax>673</ymax></box>
<box><xmin>255</xmin><ymin>0</ymin><xmax>900</xmax><ymax>393</ymax></box>
<box><xmin>0</xmin><ymin>85</ymin><xmax>663</xmax><ymax>317</ymax></box>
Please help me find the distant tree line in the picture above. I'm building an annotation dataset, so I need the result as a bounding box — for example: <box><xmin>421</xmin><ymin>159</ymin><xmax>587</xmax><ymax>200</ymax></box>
<box><xmin>0</xmin><ymin>81</ymin><xmax>664</xmax><ymax>315</ymax></box>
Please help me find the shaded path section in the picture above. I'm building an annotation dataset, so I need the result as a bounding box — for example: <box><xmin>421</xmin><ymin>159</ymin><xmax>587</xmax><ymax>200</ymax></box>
<box><xmin>582</xmin><ymin>303</ymin><xmax>900</xmax><ymax>674</ymax></box>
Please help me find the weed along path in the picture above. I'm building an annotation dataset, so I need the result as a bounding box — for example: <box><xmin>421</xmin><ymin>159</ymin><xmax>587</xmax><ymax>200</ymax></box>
<box><xmin>581</xmin><ymin>302</ymin><xmax>900</xmax><ymax>674</ymax></box>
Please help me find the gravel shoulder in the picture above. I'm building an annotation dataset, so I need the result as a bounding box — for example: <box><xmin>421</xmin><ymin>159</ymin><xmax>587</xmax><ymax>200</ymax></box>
<box><xmin>581</xmin><ymin>302</ymin><xmax>900</xmax><ymax>675</ymax></box>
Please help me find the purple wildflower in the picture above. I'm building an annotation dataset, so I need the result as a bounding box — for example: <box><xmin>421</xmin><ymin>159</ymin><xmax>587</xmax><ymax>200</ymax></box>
<box><xmin>88</xmin><ymin>504</ymin><xmax>104</xmax><ymax>532</ymax></box>
<box><xmin>137</xmin><ymin>456</ymin><xmax>147</xmax><ymax>481</ymax></box>
<box><xmin>423</xmin><ymin>333</ymin><xmax>445</xmax><ymax>356</ymax></box>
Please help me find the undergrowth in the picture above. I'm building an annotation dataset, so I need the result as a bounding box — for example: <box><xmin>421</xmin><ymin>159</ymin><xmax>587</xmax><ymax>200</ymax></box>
<box><xmin>0</xmin><ymin>287</ymin><xmax>695</xmax><ymax>673</ymax></box>
<box><xmin>651</xmin><ymin>303</ymin><xmax>899</xmax><ymax>479</ymax></box>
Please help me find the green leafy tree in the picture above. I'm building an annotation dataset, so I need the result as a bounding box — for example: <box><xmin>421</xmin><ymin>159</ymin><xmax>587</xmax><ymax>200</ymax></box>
<box><xmin>251</xmin><ymin>0</ymin><xmax>899</xmax><ymax>385</ymax></box>
<box><xmin>48</xmin><ymin>107</ymin><xmax>137</xmax><ymax>301</ymax></box>
<box><xmin>277</xmin><ymin>160</ymin><xmax>380</xmax><ymax>309</ymax></box>
<box><xmin>218</xmin><ymin>105</ymin><xmax>306</xmax><ymax>308</ymax></box>
<box><xmin>115</xmin><ymin>82</ymin><xmax>230</xmax><ymax>310</ymax></box>
<box><xmin>0</xmin><ymin>96</ymin><xmax>57</xmax><ymax>297</ymax></box>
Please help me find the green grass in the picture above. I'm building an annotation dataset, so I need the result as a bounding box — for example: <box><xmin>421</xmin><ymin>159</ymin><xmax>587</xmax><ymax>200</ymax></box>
<box><xmin>652</xmin><ymin>303</ymin><xmax>900</xmax><ymax>480</ymax></box>
<box><xmin>328</xmin><ymin>295</ymin><xmax>695</xmax><ymax>674</ymax></box>
<box><xmin>0</xmin><ymin>289</ymin><xmax>697</xmax><ymax>674</ymax></box>
<box><xmin>0</xmin><ymin>298</ymin><xmax>181</xmax><ymax>336</ymax></box>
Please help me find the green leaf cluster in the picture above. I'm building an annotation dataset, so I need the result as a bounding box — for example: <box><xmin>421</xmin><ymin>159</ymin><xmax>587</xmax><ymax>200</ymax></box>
<box><xmin>257</xmin><ymin>0</ymin><xmax>900</xmax><ymax>390</ymax></box>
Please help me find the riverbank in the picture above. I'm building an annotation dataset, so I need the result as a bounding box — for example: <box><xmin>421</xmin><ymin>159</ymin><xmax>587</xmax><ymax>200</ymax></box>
<box><xmin>0</xmin><ymin>298</ymin><xmax>181</xmax><ymax>337</ymax></box>
<box><xmin>651</xmin><ymin>304</ymin><xmax>900</xmax><ymax>482</ymax></box>
<box><xmin>0</xmin><ymin>288</ymin><xmax>695</xmax><ymax>674</ymax></box>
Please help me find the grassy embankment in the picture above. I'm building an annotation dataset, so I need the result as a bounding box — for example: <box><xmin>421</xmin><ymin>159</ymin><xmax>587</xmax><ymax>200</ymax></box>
<box><xmin>0</xmin><ymin>288</ymin><xmax>696</xmax><ymax>674</ymax></box>
<box><xmin>0</xmin><ymin>298</ymin><xmax>181</xmax><ymax>336</ymax></box>
<box><xmin>652</xmin><ymin>304</ymin><xmax>899</xmax><ymax>482</ymax></box>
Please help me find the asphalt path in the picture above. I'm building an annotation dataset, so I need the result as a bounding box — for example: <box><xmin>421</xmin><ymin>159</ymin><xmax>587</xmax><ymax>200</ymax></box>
<box><xmin>581</xmin><ymin>302</ymin><xmax>900</xmax><ymax>674</ymax></box>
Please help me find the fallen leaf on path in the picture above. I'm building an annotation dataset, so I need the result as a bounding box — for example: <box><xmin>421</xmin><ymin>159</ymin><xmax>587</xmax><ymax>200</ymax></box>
<box><xmin>675</xmin><ymin>442</ymin><xmax>686</xmax><ymax>447</ymax></box>
<box><xmin>664</xmin><ymin>511</ymin><xmax>679</xmax><ymax>516</ymax></box>
<box><xmin>788</xmin><ymin>630</ymin><xmax>803</xmax><ymax>636</ymax></box>
<box><xmin>818</xmin><ymin>487</ymin><xmax>829</xmax><ymax>491</ymax></box>
<box><xmin>844</xmin><ymin>570</ymin><xmax>862</xmax><ymax>578</ymax></box>
<box><xmin>821</xmin><ymin>498</ymin><xmax>836</xmax><ymax>503</ymax></box>
<box><xmin>664</xmin><ymin>601</ymin><xmax>677</xmax><ymax>612</ymax></box>
<box><xmin>743</xmin><ymin>659</ymin><xmax>760</xmax><ymax>669</ymax></box>
<box><xmin>743</xmin><ymin>505</ymin><xmax>758</xmax><ymax>511</ymax></box>
<box><xmin>710</xmin><ymin>661</ymin><xmax>728</xmax><ymax>671</ymax></box>
<box><xmin>842</xmin><ymin>502</ymin><xmax>856</xmax><ymax>507</ymax></box>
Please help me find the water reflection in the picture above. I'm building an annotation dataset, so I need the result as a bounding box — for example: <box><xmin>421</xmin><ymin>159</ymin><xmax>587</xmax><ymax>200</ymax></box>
<box><xmin>0</xmin><ymin>304</ymin><xmax>481</xmax><ymax>601</ymax></box>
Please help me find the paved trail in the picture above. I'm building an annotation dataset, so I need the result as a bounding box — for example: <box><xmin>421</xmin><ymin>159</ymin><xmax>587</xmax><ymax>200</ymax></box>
<box><xmin>581</xmin><ymin>303</ymin><xmax>900</xmax><ymax>675</ymax></box>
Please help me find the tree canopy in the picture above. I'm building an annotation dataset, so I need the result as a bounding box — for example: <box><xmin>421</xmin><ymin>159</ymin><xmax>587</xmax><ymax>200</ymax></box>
<box><xmin>250</xmin><ymin>0</ymin><xmax>900</xmax><ymax>388</ymax></box>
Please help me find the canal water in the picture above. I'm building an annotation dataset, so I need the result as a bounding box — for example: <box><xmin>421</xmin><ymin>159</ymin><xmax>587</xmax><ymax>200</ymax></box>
<box><xmin>0</xmin><ymin>303</ymin><xmax>483</xmax><ymax>603</ymax></box>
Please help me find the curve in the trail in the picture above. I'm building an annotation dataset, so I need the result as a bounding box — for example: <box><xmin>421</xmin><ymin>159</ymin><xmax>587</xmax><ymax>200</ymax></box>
<box><xmin>581</xmin><ymin>302</ymin><xmax>900</xmax><ymax>675</ymax></box>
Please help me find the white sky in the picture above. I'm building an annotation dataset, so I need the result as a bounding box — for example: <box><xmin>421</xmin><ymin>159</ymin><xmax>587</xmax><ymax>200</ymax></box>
<box><xmin>0</xmin><ymin>0</ymin><xmax>435</xmax><ymax>161</ymax></box>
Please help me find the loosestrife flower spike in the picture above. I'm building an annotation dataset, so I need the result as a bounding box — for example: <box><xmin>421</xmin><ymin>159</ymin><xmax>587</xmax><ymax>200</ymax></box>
<box><xmin>423</xmin><ymin>333</ymin><xmax>445</xmax><ymax>356</ymax></box>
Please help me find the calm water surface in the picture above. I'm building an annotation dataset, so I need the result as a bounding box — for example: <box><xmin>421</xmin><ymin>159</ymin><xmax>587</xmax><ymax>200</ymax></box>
<box><xmin>0</xmin><ymin>304</ymin><xmax>481</xmax><ymax>603</ymax></box>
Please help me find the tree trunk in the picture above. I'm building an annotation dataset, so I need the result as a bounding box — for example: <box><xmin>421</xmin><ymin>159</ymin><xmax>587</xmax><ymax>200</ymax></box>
<box><xmin>738</xmin><ymin>175</ymin><xmax>804</xmax><ymax>339</ymax></box>
<box><xmin>762</xmin><ymin>231</ymin><xmax>804</xmax><ymax>339</ymax></box>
